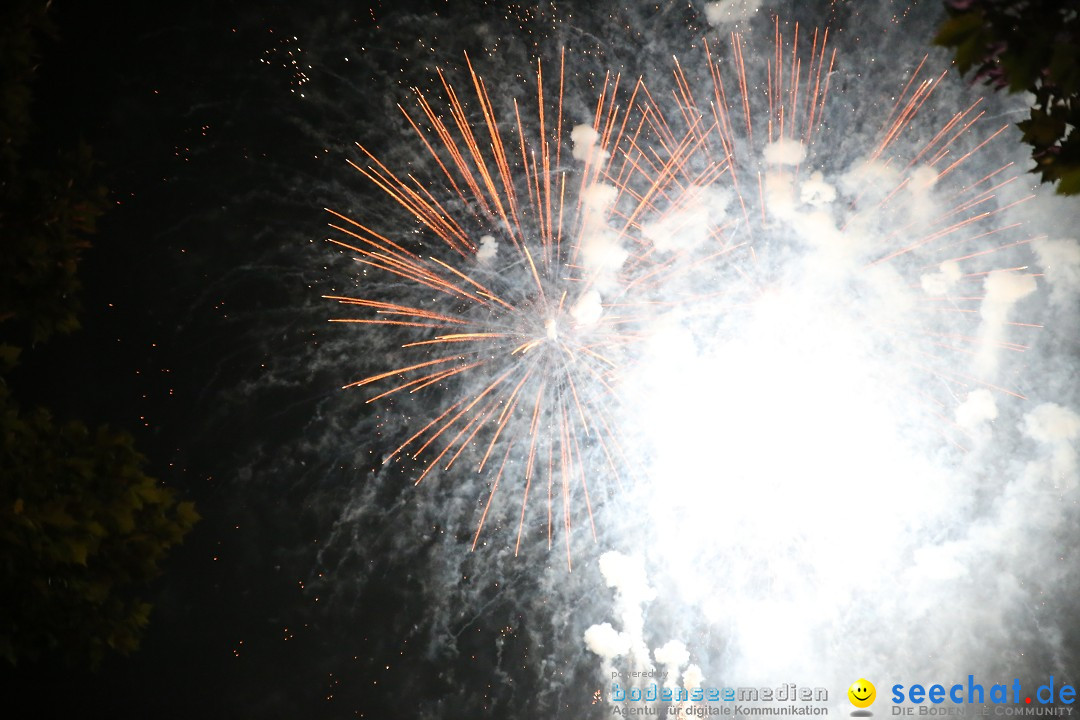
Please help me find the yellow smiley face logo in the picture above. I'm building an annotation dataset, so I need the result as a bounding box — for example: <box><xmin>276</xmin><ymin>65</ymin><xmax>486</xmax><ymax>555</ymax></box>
<box><xmin>848</xmin><ymin>679</ymin><xmax>876</xmax><ymax>708</ymax></box>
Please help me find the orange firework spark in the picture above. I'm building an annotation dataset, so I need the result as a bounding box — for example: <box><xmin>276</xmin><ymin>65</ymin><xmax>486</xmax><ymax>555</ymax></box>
<box><xmin>327</xmin><ymin>49</ymin><xmax>724</xmax><ymax>568</ymax></box>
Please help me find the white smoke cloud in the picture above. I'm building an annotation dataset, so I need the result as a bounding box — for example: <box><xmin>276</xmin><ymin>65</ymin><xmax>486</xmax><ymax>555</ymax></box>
<box><xmin>975</xmin><ymin>269</ymin><xmax>1038</xmax><ymax>376</ymax></box>
<box><xmin>763</xmin><ymin>137</ymin><xmax>806</xmax><ymax>166</ymax></box>
<box><xmin>839</xmin><ymin>159</ymin><xmax>900</xmax><ymax>205</ymax></box>
<box><xmin>980</xmin><ymin>269</ymin><xmax>1038</xmax><ymax>324</ymax></box>
<box><xmin>476</xmin><ymin>233</ymin><xmax>498</xmax><ymax>263</ymax></box>
<box><xmin>584</xmin><ymin>620</ymin><xmax>632</xmax><ymax>685</ymax></box>
<box><xmin>799</xmin><ymin>171</ymin><xmax>836</xmax><ymax>207</ymax></box>
<box><xmin>920</xmin><ymin>259</ymin><xmax>962</xmax><ymax>296</ymax></box>
<box><xmin>682</xmin><ymin>664</ymin><xmax>704</xmax><ymax>691</ymax></box>
<box><xmin>703</xmin><ymin>0</ymin><xmax>764</xmax><ymax>26</ymax></box>
<box><xmin>907</xmin><ymin>165</ymin><xmax>939</xmax><ymax>194</ymax></box>
<box><xmin>594</xmin><ymin>552</ymin><xmax>655</xmax><ymax>672</ymax></box>
<box><xmin>584</xmin><ymin>621</ymin><xmax>630</xmax><ymax>660</ymax></box>
<box><xmin>580</xmin><ymin>182</ymin><xmax>617</xmax><ymax>215</ymax></box>
<box><xmin>571</xmin><ymin>123</ymin><xmax>608</xmax><ymax>164</ymax></box>
<box><xmin>1022</xmin><ymin>403</ymin><xmax>1080</xmax><ymax>489</ymax></box>
<box><xmin>762</xmin><ymin>171</ymin><xmax>797</xmax><ymax>218</ymax></box>
<box><xmin>587</xmin><ymin>556</ymin><xmax>711</xmax><ymax>705</ymax></box>
<box><xmin>571</xmin><ymin>288</ymin><xmax>603</xmax><ymax>326</ymax></box>
<box><xmin>579</xmin><ymin>233</ymin><xmax>627</xmax><ymax>284</ymax></box>
<box><xmin>577</xmin><ymin>181</ymin><xmax>626</xmax><ymax>288</ymax></box>
<box><xmin>641</xmin><ymin>186</ymin><xmax>730</xmax><ymax>253</ymax></box>
<box><xmin>653</xmin><ymin>639</ymin><xmax>689</xmax><ymax>688</ymax></box>
<box><xmin>1032</xmin><ymin>237</ymin><xmax>1080</xmax><ymax>306</ymax></box>
<box><xmin>955</xmin><ymin>388</ymin><xmax>998</xmax><ymax>431</ymax></box>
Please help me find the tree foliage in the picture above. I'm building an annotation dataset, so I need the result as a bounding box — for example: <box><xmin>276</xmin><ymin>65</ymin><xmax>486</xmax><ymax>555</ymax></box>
<box><xmin>0</xmin><ymin>382</ymin><xmax>199</xmax><ymax>667</ymax></box>
<box><xmin>0</xmin><ymin>0</ymin><xmax>106</xmax><ymax>346</ymax></box>
<box><xmin>0</xmin><ymin>1</ymin><xmax>198</xmax><ymax>668</ymax></box>
<box><xmin>935</xmin><ymin>0</ymin><xmax>1080</xmax><ymax>195</ymax></box>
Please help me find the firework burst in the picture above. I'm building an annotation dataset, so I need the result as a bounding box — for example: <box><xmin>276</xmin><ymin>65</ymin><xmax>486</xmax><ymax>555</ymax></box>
<box><xmin>326</xmin><ymin>50</ymin><xmax>732</xmax><ymax>567</ymax></box>
<box><xmin>328</xmin><ymin>15</ymin><xmax>1041</xmax><ymax>573</ymax></box>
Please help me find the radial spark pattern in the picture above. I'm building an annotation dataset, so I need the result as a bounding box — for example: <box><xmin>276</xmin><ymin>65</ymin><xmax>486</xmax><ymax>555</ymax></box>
<box><xmin>327</xmin><ymin>51</ymin><xmax>738</xmax><ymax>566</ymax></box>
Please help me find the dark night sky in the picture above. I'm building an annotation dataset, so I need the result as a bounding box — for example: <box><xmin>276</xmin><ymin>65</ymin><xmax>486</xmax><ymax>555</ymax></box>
<box><xmin>12</xmin><ymin>3</ymin><xmax>612</xmax><ymax>716</ymax></box>
<box><xmin>6</xmin><ymin>0</ymin><xmax>1080</xmax><ymax>718</ymax></box>
<box><xmin>10</xmin><ymin>2</ymin><xmax>371</xmax><ymax>715</ymax></box>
